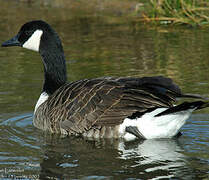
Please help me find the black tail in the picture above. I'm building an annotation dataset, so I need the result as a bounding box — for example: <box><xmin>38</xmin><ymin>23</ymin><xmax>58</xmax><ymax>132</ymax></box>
<box><xmin>155</xmin><ymin>101</ymin><xmax>209</xmax><ymax>117</ymax></box>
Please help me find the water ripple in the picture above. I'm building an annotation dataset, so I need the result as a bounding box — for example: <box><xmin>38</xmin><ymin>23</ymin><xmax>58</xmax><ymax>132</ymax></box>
<box><xmin>0</xmin><ymin>113</ymin><xmax>41</xmax><ymax>173</ymax></box>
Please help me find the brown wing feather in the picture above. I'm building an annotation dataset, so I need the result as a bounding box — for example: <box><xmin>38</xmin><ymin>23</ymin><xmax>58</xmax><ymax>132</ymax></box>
<box><xmin>37</xmin><ymin>76</ymin><xmax>182</xmax><ymax>134</ymax></box>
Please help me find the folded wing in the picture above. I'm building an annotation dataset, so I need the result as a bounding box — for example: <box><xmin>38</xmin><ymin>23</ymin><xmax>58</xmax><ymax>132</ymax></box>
<box><xmin>43</xmin><ymin>76</ymin><xmax>186</xmax><ymax>134</ymax></box>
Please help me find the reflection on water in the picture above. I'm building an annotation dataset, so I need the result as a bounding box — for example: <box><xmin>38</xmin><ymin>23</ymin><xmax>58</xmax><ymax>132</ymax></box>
<box><xmin>0</xmin><ymin>0</ymin><xmax>209</xmax><ymax>179</ymax></box>
<box><xmin>34</xmin><ymin>135</ymin><xmax>202</xmax><ymax>179</ymax></box>
<box><xmin>0</xmin><ymin>113</ymin><xmax>208</xmax><ymax>179</ymax></box>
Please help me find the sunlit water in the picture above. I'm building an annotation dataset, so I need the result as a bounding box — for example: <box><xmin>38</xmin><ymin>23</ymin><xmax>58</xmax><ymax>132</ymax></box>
<box><xmin>0</xmin><ymin>0</ymin><xmax>209</xmax><ymax>179</ymax></box>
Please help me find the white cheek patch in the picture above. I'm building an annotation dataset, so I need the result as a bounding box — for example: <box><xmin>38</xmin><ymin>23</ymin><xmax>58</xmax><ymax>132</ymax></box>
<box><xmin>23</xmin><ymin>29</ymin><xmax>43</xmax><ymax>52</ymax></box>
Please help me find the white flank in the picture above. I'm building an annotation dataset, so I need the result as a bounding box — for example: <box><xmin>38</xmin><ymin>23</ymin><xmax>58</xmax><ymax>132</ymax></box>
<box><xmin>119</xmin><ymin>118</ymin><xmax>138</xmax><ymax>141</ymax></box>
<box><xmin>34</xmin><ymin>92</ymin><xmax>49</xmax><ymax>113</ymax></box>
<box><xmin>23</xmin><ymin>30</ymin><xmax>43</xmax><ymax>52</ymax></box>
<box><xmin>119</xmin><ymin>107</ymin><xmax>195</xmax><ymax>140</ymax></box>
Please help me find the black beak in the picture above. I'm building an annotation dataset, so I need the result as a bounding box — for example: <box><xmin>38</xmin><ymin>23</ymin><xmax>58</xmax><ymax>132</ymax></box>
<box><xmin>2</xmin><ymin>34</ymin><xmax>21</xmax><ymax>47</ymax></box>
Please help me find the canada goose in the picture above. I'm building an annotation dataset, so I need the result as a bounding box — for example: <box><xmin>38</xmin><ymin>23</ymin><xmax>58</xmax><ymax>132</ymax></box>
<box><xmin>2</xmin><ymin>20</ymin><xmax>209</xmax><ymax>140</ymax></box>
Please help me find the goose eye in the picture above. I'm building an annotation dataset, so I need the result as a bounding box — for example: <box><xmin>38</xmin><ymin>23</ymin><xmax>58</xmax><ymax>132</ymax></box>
<box><xmin>25</xmin><ymin>30</ymin><xmax>33</xmax><ymax>36</ymax></box>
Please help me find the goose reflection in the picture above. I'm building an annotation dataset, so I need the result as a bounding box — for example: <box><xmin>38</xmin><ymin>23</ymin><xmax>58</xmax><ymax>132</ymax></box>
<box><xmin>117</xmin><ymin>139</ymin><xmax>187</xmax><ymax>177</ymax></box>
<box><xmin>118</xmin><ymin>139</ymin><xmax>184</xmax><ymax>160</ymax></box>
<box><xmin>38</xmin><ymin>134</ymin><xmax>189</xmax><ymax>179</ymax></box>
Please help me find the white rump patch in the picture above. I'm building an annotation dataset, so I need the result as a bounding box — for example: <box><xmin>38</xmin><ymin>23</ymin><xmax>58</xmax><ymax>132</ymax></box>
<box><xmin>119</xmin><ymin>107</ymin><xmax>194</xmax><ymax>140</ymax></box>
<box><xmin>34</xmin><ymin>92</ymin><xmax>49</xmax><ymax>113</ymax></box>
<box><xmin>23</xmin><ymin>29</ymin><xmax>43</xmax><ymax>52</ymax></box>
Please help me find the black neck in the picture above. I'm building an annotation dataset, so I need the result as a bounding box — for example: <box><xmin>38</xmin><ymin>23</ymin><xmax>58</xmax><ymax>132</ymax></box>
<box><xmin>39</xmin><ymin>32</ymin><xmax>67</xmax><ymax>95</ymax></box>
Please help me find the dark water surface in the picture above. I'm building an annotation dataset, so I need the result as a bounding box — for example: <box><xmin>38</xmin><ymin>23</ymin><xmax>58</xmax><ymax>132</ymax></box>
<box><xmin>0</xmin><ymin>1</ymin><xmax>209</xmax><ymax>179</ymax></box>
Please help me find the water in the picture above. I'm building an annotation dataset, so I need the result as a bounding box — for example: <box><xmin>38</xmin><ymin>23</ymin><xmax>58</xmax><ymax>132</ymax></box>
<box><xmin>0</xmin><ymin>0</ymin><xmax>209</xmax><ymax>179</ymax></box>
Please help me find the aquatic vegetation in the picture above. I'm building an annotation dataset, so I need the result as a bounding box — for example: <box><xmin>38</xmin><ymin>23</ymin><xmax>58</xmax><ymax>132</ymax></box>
<box><xmin>140</xmin><ymin>0</ymin><xmax>209</xmax><ymax>26</ymax></box>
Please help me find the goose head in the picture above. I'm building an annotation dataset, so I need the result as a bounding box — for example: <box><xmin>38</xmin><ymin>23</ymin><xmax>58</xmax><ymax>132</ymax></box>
<box><xmin>2</xmin><ymin>20</ymin><xmax>63</xmax><ymax>53</ymax></box>
<box><xmin>2</xmin><ymin>20</ymin><xmax>67</xmax><ymax>95</ymax></box>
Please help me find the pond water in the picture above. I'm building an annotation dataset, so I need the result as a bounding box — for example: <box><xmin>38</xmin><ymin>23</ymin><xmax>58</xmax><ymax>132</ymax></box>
<box><xmin>0</xmin><ymin>0</ymin><xmax>209</xmax><ymax>179</ymax></box>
